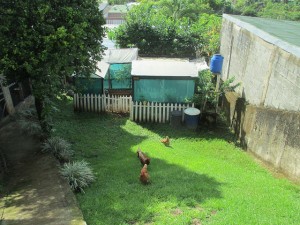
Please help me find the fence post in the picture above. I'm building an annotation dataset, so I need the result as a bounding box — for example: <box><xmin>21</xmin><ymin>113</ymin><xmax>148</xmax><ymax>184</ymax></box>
<box><xmin>162</xmin><ymin>103</ymin><xmax>165</xmax><ymax>123</ymax></box>
<box><xmin>166</xmin><ymin>103</ymin><xmax>170</xmax><ymax>122</ymax></box>
<box><xmin>73</xmin><ymin>93</ymin><xmax>77</xmax><ymax>111</ymax></box>
<box><xmin>139</xmin><ymin>101</ymin><xmax>142</xmax><ymax>122</ymax></box>
<box><xmin>130</xmin><ymin>101</ymin><xmax>133</xmax><ymax>120</ymax></box>
<box><xmin>0</xmin><ymin>84</ymin><xmax>15</xmax><ymax>115</ymax></box>
<box><xmin>135</xmin><ymin>101</ymin><xmax>139</xmax><ymax>121</ymax></box>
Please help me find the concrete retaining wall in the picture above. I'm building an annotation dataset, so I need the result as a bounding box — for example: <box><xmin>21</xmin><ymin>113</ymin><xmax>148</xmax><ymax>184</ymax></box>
<box><xmin>220</xmin><ymin>15</ymin><xmax>300</xmax><ymax>179</ymax></box>
<box><xmin>220</xmin><ymin>15</ymin><xmax>300</xmax><ymax>111</ymax></box>
<box><xmin>224</xmin><ymin>92</ymin><xmax>300</xmax><ymax>180</ymax></box>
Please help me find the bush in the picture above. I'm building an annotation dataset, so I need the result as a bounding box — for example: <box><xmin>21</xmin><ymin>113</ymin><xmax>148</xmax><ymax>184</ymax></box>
<box><xmin>42</xmin><ymin>137</ymin><xmax>73</xmax><ymax>162</ymax></box>
<box><xmin>14</xmin><ymin>108</ymin><xmax>37</xmax><ymax>120</ymax></box>
<box><xmin>18</xmin><ymin>119</ymin><xmax>42</xmax><ymax>136</ymax></box>
<box><xmin>14</xmin><ymin>108</ymin><xmax>42</xmax><ymax>136</ymax></box>
<box><xmin>193</xmin><ymin>70</ymin><xmax>240</xmax><ymax>112</ymax></box>
<box><xmin>60</xmin><ymin>160</ymin><xmax>95</xmax><ymax>193</ymax></box>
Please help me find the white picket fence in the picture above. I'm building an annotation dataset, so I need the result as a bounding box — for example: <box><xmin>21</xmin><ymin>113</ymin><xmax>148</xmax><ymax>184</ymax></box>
<box><xmin>74</xmin><ymin>94</ymin><xmax>195</xmax><ymax>123</ymax></box>
<box><xmin>74</xmin><ymin>94</ymin><xmax>132</xmax><ymax>113</ymax></box>
<box><xmin>130</xmin><ymin>101</ymin><xmax>194</xmax><ymax>123</ymax></box>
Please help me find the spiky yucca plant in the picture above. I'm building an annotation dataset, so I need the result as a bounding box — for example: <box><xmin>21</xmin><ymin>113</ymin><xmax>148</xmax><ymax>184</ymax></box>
<box><xmin>16</xmin><ymin>108</ymin><xmax>37</xmax><ymax>120</ymax></box>
<box><xmin>18</xmin><ymin>119</ymin><xmax>42</xmax><ymax>136</ymax></box>
<box><xmin>60</xmin><ymin>160</ymin><xmax>95</xmax><ymax>193</ymax></box>
<box><xmin>42</xmin><ymin>137</ymin><xmax>73</xmax><ymax>162</ymax></box>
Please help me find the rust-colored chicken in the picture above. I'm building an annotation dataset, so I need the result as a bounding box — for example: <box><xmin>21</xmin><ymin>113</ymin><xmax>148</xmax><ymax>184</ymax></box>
<box><xmin>160</xmin><ymin>136</ymin><xmax>170</xmax><ymax>146</ymax></box>
<box><xmin>140</xmin><ymin>164</ymin><xmax>150</xmax><ymax>184</ymax></box>
<box><xmin>137</xmin><ymin>148</ymin><xmax>150</xmax><ymax>165</ymax></box>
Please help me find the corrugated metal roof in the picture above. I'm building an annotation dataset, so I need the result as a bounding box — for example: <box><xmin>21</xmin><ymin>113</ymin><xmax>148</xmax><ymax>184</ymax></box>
<box><xmin>223</xmin><ymin>14</ymin><xmax>300</xmax><ymax>58</ymax></box>
<box><xmin>95</xmin><ymin>61</ymin><xmax>109</xmax><ymax>78</ymax></box>
<box><xmin>108</xmin><ymin>5</ymin><xmax>128</xmax><ymax>13</ymax></box>
<box><xmin>105</xmin><ymin>48</ymin><xmax>138</xmax><ymax>64</ymax></box>
<box><xmin>131</xmin><ymin>59</ymin><xmax>198</xmax><ymax>77</ymax></box>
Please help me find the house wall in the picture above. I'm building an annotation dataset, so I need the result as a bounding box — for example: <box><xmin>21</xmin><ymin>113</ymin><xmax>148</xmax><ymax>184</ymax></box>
<box><xmin>220</xmin><ymin>15</ymin><xmax>300</xmax><ymax>180</ymax></box>
<box><xmin>106</xmin><ymin>13</ymin><xmax>126</xmax><ymax>25</ymax></box>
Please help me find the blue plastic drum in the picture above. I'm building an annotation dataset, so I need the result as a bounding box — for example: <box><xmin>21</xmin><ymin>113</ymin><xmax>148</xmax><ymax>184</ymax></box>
<box><xmin>210</xmin><ymin>54</ymin><xmax>224</xmax><ymax>73</ymax></box>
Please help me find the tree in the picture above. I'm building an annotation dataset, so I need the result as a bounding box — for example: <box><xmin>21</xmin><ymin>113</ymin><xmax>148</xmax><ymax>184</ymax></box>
<box><xmin>111</xmin><ymin>2</ymin><xmax>221</xmax><ymax>58</ymax></box>
<box><xmin>0</xmin><ymin>0</ymin><xmax>106</xmax><ymax>132</ymax></box>
<box><xmin>191</xmin><ymin>14</ymin><xmax>222</xmax><ymax>59</ymax></box>
<box><xmin>113</xmin><ymin>2</ymin><xmax>203</xmax><ymax>58</ymax></box>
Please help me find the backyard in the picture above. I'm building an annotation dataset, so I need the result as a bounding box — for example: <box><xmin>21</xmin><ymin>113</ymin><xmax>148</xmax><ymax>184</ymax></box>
<box><xmin>53</xmin><ymin>99</ymin><xmax>300</xmax><ymax>225</ymax></box>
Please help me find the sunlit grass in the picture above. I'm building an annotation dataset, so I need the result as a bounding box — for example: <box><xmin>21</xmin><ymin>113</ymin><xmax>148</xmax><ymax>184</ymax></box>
<box><xmin>53</xmin><ymin>99</ymin><xmax>300</xmax><ymax>225</ymax></box>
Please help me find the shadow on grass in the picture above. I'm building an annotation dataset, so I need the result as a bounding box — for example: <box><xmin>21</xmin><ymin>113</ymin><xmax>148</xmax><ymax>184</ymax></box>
<box><xmin>84</xmin><ymin>157</ymin><xmax>223</xmax><ymax>225</ymax></box>
<box><xmin>56</xmin><ymin>113</ymin><xmax>223</xmax><ymax>224</ymax></box>
<box><xmin>48</xmin><ymin>100</ymin><xmax>225</xmax><ymax>224</ymax></box>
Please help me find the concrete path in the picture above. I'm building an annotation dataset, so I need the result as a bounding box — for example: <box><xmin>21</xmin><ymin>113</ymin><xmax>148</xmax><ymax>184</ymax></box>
<box><xmin>0</xmin><ymin>122</ymin><xmax>86</xmax><ymax>225</ymax></box>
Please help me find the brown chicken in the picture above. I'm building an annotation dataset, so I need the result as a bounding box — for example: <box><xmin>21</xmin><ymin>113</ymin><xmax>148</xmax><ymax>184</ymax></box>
<box><xmin>137</xmin><ymin>148</ymin><xmax>151</xmax><ymax>165</ymax></box>
<box><xmin>140</xmin><ymin>164</ymin><xmax>150</xmax><ymax>184</ymax></box>
<box><xmin>160</xmin><ymin>136</ymin><xmax>170</xmax><ymax>146</ymax></box>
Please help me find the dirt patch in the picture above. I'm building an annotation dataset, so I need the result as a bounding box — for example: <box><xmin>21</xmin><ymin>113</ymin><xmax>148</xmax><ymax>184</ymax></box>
<box><xmin>171</xmin><ymin>208</ymin><xmax>183</xmax><ymax>216</ymax></box>
<box><xmin>191</xmin><ymin>218</ymin><xmax>202</xmax><ymax>225</ymax></box>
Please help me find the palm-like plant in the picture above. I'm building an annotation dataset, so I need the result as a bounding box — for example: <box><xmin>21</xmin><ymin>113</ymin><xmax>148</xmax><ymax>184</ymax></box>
<box><xmin>60</xmin><ymin>161</ymin><xmax>95</xmax><ymax>193</ymax></box>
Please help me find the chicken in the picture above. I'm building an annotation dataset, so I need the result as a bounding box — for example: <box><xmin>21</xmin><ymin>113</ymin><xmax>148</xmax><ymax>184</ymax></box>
<box><xmin>160</xmin><ymin>136</ymin><xmax>170</xmax><ymax>146</ymax></box>
<box><xmin>140</xmin><ymin>164</ymin><xmax>150</xmax><ymax>184</ymax></box>
<box><xmin>137</xmin><ymin>148</ymin><xmax>151</xmax><ymax>165</ymax></box>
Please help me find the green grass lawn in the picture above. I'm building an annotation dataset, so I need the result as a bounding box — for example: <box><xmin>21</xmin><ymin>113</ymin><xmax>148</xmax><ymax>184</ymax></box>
<box><xmin>53</xmin><ymin>100</ymin><xmax>300</xmax><ymax>225</ymax></box>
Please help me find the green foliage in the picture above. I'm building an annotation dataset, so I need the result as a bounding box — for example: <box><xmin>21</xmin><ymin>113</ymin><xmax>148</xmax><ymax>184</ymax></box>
<box><xmin>258</xmin><ymin>1</ymin><xmax>300</xmax><ymax>20</ymax></box>
<box><xmin>114</xmin><ymin>2</ymin><xmax>215</xmax><ymax>57</ymax></box>
<box><xmin>193</xmin><ymin>70</ymin><xmax>240</xmax><ymax>111</ymax></box>
<box><xmin>60</xmin><ymin>160</ymin><xmax>95</xmax><ymax>193</ymax></box>
<box><xmin>113</xmin><ymin>64</ymin><xmax>132</xmax><ymax>81</ymax></box>
<box><xmin>14</xmin><ymin>108</ymin><xmax>37</xmax><ymax>120</ymax></box>
<box><xmin>108</xmin><ymin>0</ymin><xmax>129</xmax><ymax>4</ymax></box>
<box><xmin>232</xmin><ymin>0</ymin><xmax>300</xmax><ymax>21</ymax></box>
<box><xmin>15</xmin><ymin>108</ymin><xmax>42</xmax><ymax>136</ymax></box>
<box><xmin>18</xmin><ymin>119</ymin><xmax>42</xmax><ymax>136</ymax></box>
<box><xmin>192</xmin><ymin>14</ymin><xmax>222</xmax><ymax>58</ymax></box>
<box><xmin>42</xmin><ymin>137</ymin><xmax>74</xmax><ymax>162</ymax></box>
<box><xmin>113</xmin><ymin>2</ymin><xmax>221</xmax><ymax>58</ymax></box>
<box><xmin>0</xmin><ymin>0</ymin><xmax>106</xmax><ymax>130</ymax></box>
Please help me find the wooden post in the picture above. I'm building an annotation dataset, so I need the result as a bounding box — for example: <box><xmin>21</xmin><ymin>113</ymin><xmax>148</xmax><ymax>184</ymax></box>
<box><xmin>0</xmin><ymin>84</ymin><xmax>15</xmax><ymax>115</ymax></box>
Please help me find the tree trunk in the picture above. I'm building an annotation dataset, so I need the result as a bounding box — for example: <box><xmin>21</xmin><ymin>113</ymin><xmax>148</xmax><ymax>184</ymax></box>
<box><xmin>35</xmin><ymin>97</ymin><xmax>50</xmax><ymax>136</ymax></box>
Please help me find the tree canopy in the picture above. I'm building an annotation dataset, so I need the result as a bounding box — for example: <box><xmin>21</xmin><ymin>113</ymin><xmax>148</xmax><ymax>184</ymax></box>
<box><xmin>0</xmin><ymin>0</ymin><xmax>106</xmax><ymax>130</ymax></box>
<box><xmin>111</xmin><ymin>1</ymin><xmax>221</xmax><ymax>58</ymax></box>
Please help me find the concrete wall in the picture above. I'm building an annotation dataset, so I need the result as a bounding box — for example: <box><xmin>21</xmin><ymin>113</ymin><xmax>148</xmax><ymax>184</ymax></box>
<box><xmin>224</xmin><ymin>93</ymin><xmax>300</xmax><ymax>180</ymax></box>
<box><xmin>220</xmin><ymin>15</ymin><xmax>300</xmax><ymax>180</ymax></box>
<box><xmin>220</xmin><ymin>15</ymin><xmax>300</xmax><ymax>111</ymax></box>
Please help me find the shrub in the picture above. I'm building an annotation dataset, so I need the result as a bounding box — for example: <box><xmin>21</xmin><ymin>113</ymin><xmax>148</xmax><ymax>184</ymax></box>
<box><xmin>193</xmin><ymin>70</ymin><xmax>240</xmax><ymax>112</ymax></box>
<box><xmin>42</xmin><ymin>137</ymin><xmax>73</xmax><ymax>162</ymax></box>
<box><xmin>18</xmin><ymin>119</ymin><xmax>42</xmax><ymax>136</ymax></box>
<box><xmin>14</xmin><ymin>108</ymin><xmax>42</xmax><ymax>136</ymax></box>
<box><xmin>60</xmin><ymin>160</ymin><xmax>95</xmax><ymax>193</ymax></box>
<box><xmin>14</xmin><ymin>108</ymin><xmax>37</xmax><ymax>120</ymax></box>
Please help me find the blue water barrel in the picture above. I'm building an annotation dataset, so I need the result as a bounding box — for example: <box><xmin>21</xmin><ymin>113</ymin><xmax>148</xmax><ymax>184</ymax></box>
<box><xmin>210</xmin><ymin>54</ymin><xmax>224</xmax><ymax>73</ymax></box>
<box><xmin>184</xmin><ymin>108</ymin><xmax>201</xmax><ymax>129</ymax></box>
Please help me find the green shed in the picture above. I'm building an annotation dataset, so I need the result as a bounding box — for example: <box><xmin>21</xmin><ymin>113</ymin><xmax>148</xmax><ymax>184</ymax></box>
<box><xmin>104</xmin><ymin>48</ymin><xmax>138</xmax><ymax>95</ymax></box>
<box><xmin>74</xmin><ymin>60</ymin><xmax>109</xmax><ymax>94</ymax></box>
<box><xmin>131</xmin><ymin>58</ymin><xmax>198</xmax><ymax>103</ymax></box>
